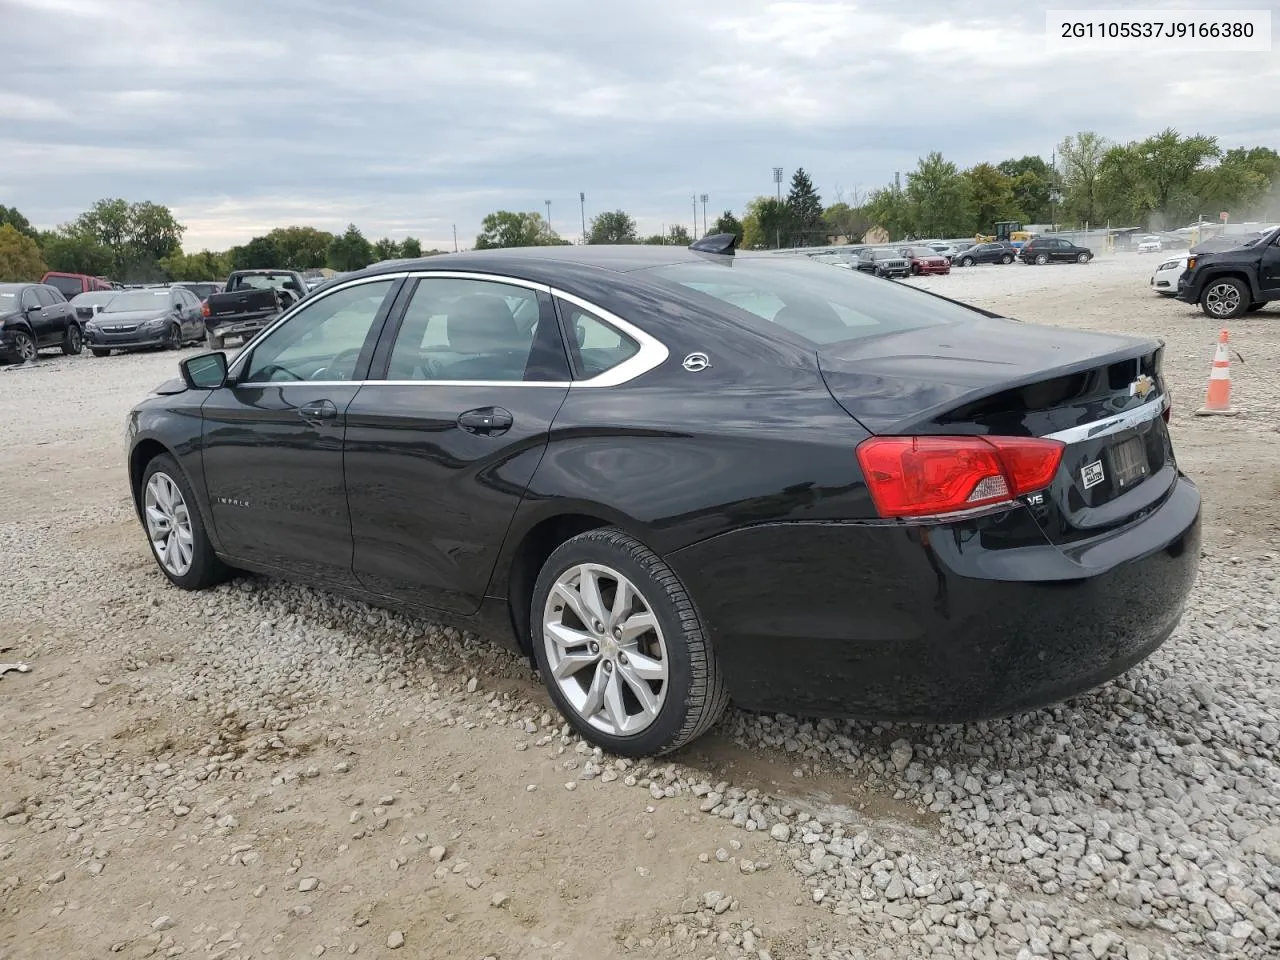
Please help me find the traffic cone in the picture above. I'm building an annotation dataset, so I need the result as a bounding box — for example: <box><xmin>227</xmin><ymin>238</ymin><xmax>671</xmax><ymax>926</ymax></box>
<box><xmin>1195</xmin><ymin>329</ymin><xmax>1238</xmax><ymax>416</ymax></box>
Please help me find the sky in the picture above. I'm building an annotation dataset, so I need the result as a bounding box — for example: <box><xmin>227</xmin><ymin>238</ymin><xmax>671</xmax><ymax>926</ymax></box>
<box><xmin>2</xmin><ymin>0</ymin><xmax>1277</xmax><ymax>251</ymax></box>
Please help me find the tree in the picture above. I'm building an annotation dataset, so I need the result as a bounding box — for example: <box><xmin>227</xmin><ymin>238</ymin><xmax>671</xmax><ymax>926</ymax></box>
<box><xmin>62</xmin><ymin>198</ymin><xmax>186</xmax><ymax>281</ymax></box>
<box><xmin>160</xmin><ymin>249</ymin><xmax>232</xmax><ymax>281</ymax></box>
<box><xmin>0</xmin><ymin>205</ymin><xmax>37</xmax><ymax>241</ymax></box>
<box><xmin>128</xmin><ymin>201</ymin><xmax>184</xmax><ymax>262</ymax></box>
<box><xmin>786</xmin><ymin>167</ymin><xmax>825</xmax><ymax>245</ymax></box>
<box><xmin>265</xmin><ymin>226</ymin><xmax>334</xmax><ymax>269</ymax></box>
<box><xmin>666</xmin><ymin>225</ymin><xmax>692</xmax><ymax>246</ymax></box>
<box><xmin>905</xmin><ymin>152</ymin><xmax>971</xmax><ymax>237</ymax></box>
<box><xmin>964</xmin><ymin>163</ymin><xmax>1021</xmax><ymax>233</ymax></box>
<box><xmin>822</xmin><ymin>203</ymin><xmax>869</xmax><ymax>243</ymax></box>
<box><xmin>997</xmin><ymin>156</ymin><xmax>1054</xmax><ymax>223</ymax></box>
<box><xmin>0</xmin><ymin>224</ymin><xmax>46</xmax><ymax>281</ymax></box>
<box><xmin>1057</xmin><ymin>132</ymin><xmax>1110</xmax><ymax>226</ymax></box>
<box><xmin>38</xmin><ymin>226</ymin><xmax>113</xmax><ymax>277</ymax></box>
<box><xmin>474</xmin><ymin>211</ymin><xmax>564</xmax><ymax>249</ymax></box>
<box><xmin>328</xmin><ymin>224</ymin><xmax>375</xmax><ymax>271</ymax></box>
<box><xmin>229</xmin><ymin>235</ymin><xmax>284</xmax><ymax>270</ymax></box>
<box><xmin>399</xmin><ymin>237</ymin><xmax>423</xmax><ymax>258</ymax></box>
<box><xmin>710</xmin><ymin>210</ymin><xmax>743</xmax><ymax>244</ymax></box>
<box><xmin>372</xmin><ymin>237</ymin><xmax>401</xmax><ymax>261</ymax></box>
<box><xmin>1096</xmin><ymin>143</ymin><xmax>1155</xmax><ymax>225</ymax></box>
<box><xmin>741</xmin><ymin>197</ymin><xmax>791</xmax><ymax>249</ymax></box>
<box><xmin>587</xmin><ymin>210</ymin><xmax>638</xmax><ymax>244</ymax></box>
<box><xmin>862</xmin><ymin>187</ymin><xmax>912</xmax><ymax>240</ymax></box>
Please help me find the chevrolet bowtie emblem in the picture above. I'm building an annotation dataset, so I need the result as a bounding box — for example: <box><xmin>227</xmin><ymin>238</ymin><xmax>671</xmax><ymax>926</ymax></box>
<box><xmin>1129</xmin><ymin>375</ymin><xmax>1154</xmax><ymax>399</ymax></box>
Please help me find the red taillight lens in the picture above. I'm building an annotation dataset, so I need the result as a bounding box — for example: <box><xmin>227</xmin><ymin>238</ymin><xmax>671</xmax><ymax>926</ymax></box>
<box><xmin>856</xmin><ymin>436</ymin><xmax>1065</xmax><ymax>519</ymax></box>
<box><xmin>201</xmin><ymin>302</ymin><xmax>210</xmax><ymax>317</ymax></box>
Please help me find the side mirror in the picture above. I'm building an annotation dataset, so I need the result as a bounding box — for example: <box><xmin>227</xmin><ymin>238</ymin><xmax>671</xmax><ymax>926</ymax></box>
<box><xmin>180</xmin><ymin>351</ymin><xmax>228</xmax><ymax>390</ymax></box>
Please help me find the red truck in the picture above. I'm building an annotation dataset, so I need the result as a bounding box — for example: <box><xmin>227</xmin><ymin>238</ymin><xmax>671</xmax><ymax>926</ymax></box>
<box><xmin>41</xmin><ymin>272</ymin><xmax>116</xmax><ymax>300</ymax></box>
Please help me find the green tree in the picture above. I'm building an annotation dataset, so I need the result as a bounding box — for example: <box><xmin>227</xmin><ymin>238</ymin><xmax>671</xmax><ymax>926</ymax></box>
<box><xmin>587</xmin><ymin>209</ymin><xmax>638</xmax><ymax>244</ymax></box>
<box><xmin>997</xmin><ymin>156</ymin><xmax>1054</xmax><ymax>223</ymax></box>
<box><xmin>38</xmin><ymin>226</ymin><xmax>113</xmax><ymax>276</ymax></box>
<box><xmin>862</xmin><ymin>187</ymin><xmax>913</xmax><ymax>239</ymax></box>
<box><xmin>1057</xmin><ymin>131</ymin><xmax>1110</xmax><ymax>226</ymax></box>
<box><xmin>328</xmin><ymin>224</ymin><xmax>375</xmax><ymax>270</ymax></box>
<box><xmin>822</xmin><ymin>203</ymin><xmax>869</xmax><ymax>243</ymax></box>
<box><xmin>0</xmin><ymin>205</ymin><xmax>37</xmax><ymax>241</ymax></box>
<box><xmin>741</xmin><ymin>197</ymin><xmax>791</xmax><ymax>249</ymax></box>
<box><xmin>785</xmin><ymin>167</ymin><xmax>825</xmax><ymax>245</ymax></box>
<box><xmin>160</xmin><ymin>249</ymin><xmax>232</xmax><ymax>281</ymax></box>
<box><xmin>666</xmin><ymin>224</ymin><xmax>692</xmax><ymax>246</ymax></box>
<box><xmin>372</xmin><ymin>237</ymin><xmax>401</xmax><ymax>261</ymax></box>
<box><xmin>229</xmin><ymin>235</ymin><xmax>284</xmax><ymax>270</ymax></box>
<box><xmin>474</xmin><ymin>211</ymin><xmax>563</xmax><ymax>249</ymax></box>
<box><xmin>964</xmin><ymin>162</ymin><xmax>1021</xmax><ymax>233</ymax></box>
<box><xmin>905</xmin><ymin>152</ymin><xmax>971</xmax><ymax>237</ymax></box>
<box><xmin>265</xmin><ymin>226</ymin><xmax>334</xmax><ymax>269</ymax></box>
<box><xmin>0</xmin><ymin>224</ymin><xmax>47</xmax><ymax>281</ymax></box>
<box><xmin>1097</xmin><ymin>143</ymin><xmax>1155</xmax><ymax>225</ymax></box>
<box><xmin>65</xmin><ymin>198</ymin><xmax>185</xmax><ymax>281</ymax></box>
<box><xmin>710</xmin><ymin>210</ymin><xmax>743</xmax><ymax>244</ymax></box>
<box><xmin>128</xmin><ymin>200</ymin><xmax>185</xmax><ymax>262</ymax></box>
<box><xmin>399</xmin><ymin>237</ymin><xmax>423</xmax><ymax>258</ymax></box>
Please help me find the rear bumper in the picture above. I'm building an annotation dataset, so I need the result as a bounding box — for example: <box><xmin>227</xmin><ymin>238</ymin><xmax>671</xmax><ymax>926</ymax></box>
<box><xmin>207</xmin><ymin>316</ymin><xmax>273</xmax><ymax>339</ymax></box>
<box><xmin>665</xmin><ymin>475</ymin><xmax>1201</xmax><ymax>722</ymax></box>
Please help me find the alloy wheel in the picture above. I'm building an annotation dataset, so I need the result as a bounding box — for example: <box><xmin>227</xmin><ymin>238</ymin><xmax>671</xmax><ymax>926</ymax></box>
<box><xmin>542</xmin><ymin>562</ymin><xmax>669</xmax><ymax>737</ymax></box>
<box><xmin>15</xmin><ymin>333</ymin><xmax>36</xmax><ymax>362</ymax></box>
<box><xmin>68</xmin><ymin>326</ymin><xmax>82</xmax><ymax>352</ymax></box>
<box><xmin>144</xmin><ymin>471</ymin><xmax>194</xmax><ymax>577</ymax></box>
<box><xmin>1205</xmin><ymin>283</ymin><xmax>1241</xmax><ymax>317</ymax></box>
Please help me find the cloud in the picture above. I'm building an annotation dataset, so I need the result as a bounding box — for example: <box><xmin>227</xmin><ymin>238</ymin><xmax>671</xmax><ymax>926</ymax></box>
<box><xmin>2</xmin><ymin>0</ymin><xmax>1276</xmax><ymax>249</ymax></box>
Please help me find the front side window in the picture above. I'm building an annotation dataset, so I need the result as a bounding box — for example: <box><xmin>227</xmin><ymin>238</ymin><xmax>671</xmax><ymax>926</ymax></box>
<box><xmin>241</xmin><ymin>280</ymin><xmax>396</xmax><ymax>383</ymax></box>
<box><xmin>384</xmin><ymin>277</ymin><xmax>564</xmax><ymax>382</ymax></box>
<box><xmin>34</xmin><ymin>286</ymin><xmax>58</xmax><ymax>307</ymax></box>
<box><xmin>557</xmin><ymin>301</ymin><xmax>640</xmax><ymax>379</ymax></box>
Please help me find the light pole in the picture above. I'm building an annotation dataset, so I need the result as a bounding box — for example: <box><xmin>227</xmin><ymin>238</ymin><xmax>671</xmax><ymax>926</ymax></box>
<box><xmin>692</xmin><ymin>194</ymin><xmax>699</xmax><ymax>240</ymax></box>
<box><xmin>772</xmin><ymin>167</ymin><xmax>784</xmax><ymax>248</ymax></box>
<box><xmin>545</xmin><ymin>199</ymin><xmax>551</xmax><ymax>234</ymax></box>
<box><xmin>700</xmin><ymin>194</ymin><xmax>709</xmax><ymax>236</ymax></box>
<box><xmin>579</xmin><ymin>192</ymin><xmax>586</xmax><ymax>243</ymax></box>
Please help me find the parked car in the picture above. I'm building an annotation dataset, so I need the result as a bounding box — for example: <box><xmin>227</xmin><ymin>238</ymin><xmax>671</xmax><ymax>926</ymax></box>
<box><xmin>1020</xmin><ymin>237</ymin><xmax>1094</xmax><ymax>264</ymax></box>
<box><xmin>69</xmin><ymin>289</ymin><xmax>120</xmax><ymax>322</ymax></box>
<box><xmin>926</xmin><ymin>242</ymin><xmax>962</xmax><ymax>261</ymax></box>
<box><xmin>125</xmin><ymin>243</ymin><xmax>1201</xmax><ymax>757</ymax></box>
<box><xmin>1150</xmin><ymin>256</ymin><xmax>1188</xmax><ymax>296</ymax></box>
<box><xmin>1176</xmin><ymin>225</ymin><xmax>1280</xmax><ymax>319</ymax></box>
<box><xmin>174</xmin><ymin>281</ymin><xmax>223</xmax><ymax>302</ymax></box>
<box><xmin>954</xmin><ymin>242</ymin><xmax>1015</xmax><ymax>266</ymax></box>
<box><xmin>0</xmin><ymin>282</ymin><xmax>83</xmax><ymax>362</ymax></box>
<box><xmin>83</xmin><ymin>287</ymin><xmax>206</xmax><ymax>356</ymax></box>
<box><xmin>1136</xmin><ymin>236</ymin><xmax>1164</xmax><ymax>254</ymax></box>
<box><xmin>855</xmin><ymin>246</ymin><xmax>911</xmax><ymax>278</ymax></box>
<box><xmin>899</xmin><ymin>245</ymin><xmax>951</xmax><ymax>276</ymax></box>
<box><xmin>201</xmin><ymin>270</ymin><xmax>309</xmax><ymax>349</ymax></box>
<box><xmin>40</xmin><ymin>271</ymin><xmax>114</xmax><ymax>301</ymax></box>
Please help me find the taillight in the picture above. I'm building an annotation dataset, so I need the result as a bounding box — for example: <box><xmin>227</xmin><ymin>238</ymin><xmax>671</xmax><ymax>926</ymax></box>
<box><xmin>856</xmin><ymin>436</ymin><xmax>1065</xmax><ymax>519</ymax></box>
<box><xmin>201</xmin><ymin>302</ymin><xmax>210</xmax><ymax>317</ymax></box>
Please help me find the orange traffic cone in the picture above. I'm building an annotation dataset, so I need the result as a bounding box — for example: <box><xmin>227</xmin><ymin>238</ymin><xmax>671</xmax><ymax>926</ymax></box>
<box><xmin>1195</xmin><ymin>329</ymin><xmax>1238</xmax><ymax>416</ymax></box>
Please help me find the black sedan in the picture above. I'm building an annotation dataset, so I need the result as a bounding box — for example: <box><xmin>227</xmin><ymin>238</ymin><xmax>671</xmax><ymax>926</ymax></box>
<box><xmin>0</xmin><ymin>282</ymin><xmax>83</xmax><ymax>362</ymax></box>
<box><xmin>125</xmin><ymin>240</ymin><xmax>1201</xmax><ymax>757</ymax></box>
<box><xmin>83</xmin><ymin>288</ymin><xmax>206</xmax><ymax>356</ymax></box>
<box><xmin>954</xmin><ymin>242</ymin><xmax>1016</xmax><ymax>266</ymax></box>
<box><xmin>1020</xmin><ymin>237</ymin><xmax>1094</xmax><ymax>264</ymax></box>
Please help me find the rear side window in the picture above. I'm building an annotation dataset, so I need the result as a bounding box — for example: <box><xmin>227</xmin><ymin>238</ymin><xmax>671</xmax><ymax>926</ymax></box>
<box><xmin>645</xmin><ymin>257</ymin><xmax>980</xmax><ymax>346</ymax></box>
<box><xmin>557</xmin><ymin>301</ymin><xmax>640</xmax><ymax>379</ymax></box>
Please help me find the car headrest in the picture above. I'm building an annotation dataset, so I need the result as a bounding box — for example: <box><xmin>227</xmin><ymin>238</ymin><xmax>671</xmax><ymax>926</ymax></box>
<box><xmin>447</xmin><ymin>294</ymin><xmax>518</xmax><ymax>353</ymax></box>
<box><xmin>772</xmin><ymin>303</ymin><xmax>847</xmax><ymax>340</ymax></box>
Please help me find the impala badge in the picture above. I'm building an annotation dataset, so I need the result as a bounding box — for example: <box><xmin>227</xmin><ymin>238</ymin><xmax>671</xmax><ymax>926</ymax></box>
<box><xmin>682</xmin><ymin>352</ymin><xmax>710</xmax><ymax>372</ymax></box>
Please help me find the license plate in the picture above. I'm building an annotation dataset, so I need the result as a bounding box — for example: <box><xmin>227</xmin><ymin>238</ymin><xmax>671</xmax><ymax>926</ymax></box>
<box><xmin>1109</xmin><ymin>436</ymin><xmax>1148</xmax><ymax>489</ymax></box>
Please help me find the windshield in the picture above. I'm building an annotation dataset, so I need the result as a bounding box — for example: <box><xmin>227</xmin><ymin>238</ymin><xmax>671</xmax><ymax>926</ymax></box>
<box><xmin>643</xmin><ymin>257</ymin><xmax>979</xmax><ymax>346</ymax></box>
<box><xmin>902</xmin><ymin>246</ymin><xmax>938</xmax><ymax>258</ymax></box>
<box><xmin>101</xmin><ymin>290</ymin><xmax>171</xmax><ymax>313</ymax></box>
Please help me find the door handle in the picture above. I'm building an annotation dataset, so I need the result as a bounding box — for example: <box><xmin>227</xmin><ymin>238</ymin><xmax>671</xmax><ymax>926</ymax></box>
<box><xmin>298</xmin><ymin>399</ymin><xmax>338</xmax><ymax>424</ymax></box>
<box><xmin>457</xmin><ymin>406</ymin><xmax>513</xmax><ymax>435</ymax></box>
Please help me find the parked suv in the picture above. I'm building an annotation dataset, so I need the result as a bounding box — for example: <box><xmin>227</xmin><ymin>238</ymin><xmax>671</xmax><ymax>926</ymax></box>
<box><xmin>1176</xmin><ymin>226</ymin><xmax>1280</xmax><ymax>319</ymax></box>
<box><xmin>0</xmin><ymin>282</ymin><xmax>84</xmax><ymax>362</ymax></box>
<box><xmin>955</xmin><ymin>242</ymin><xmax>1016</xmax><ymax>266</ymax></box>
<box><xmin>1020</xmin><ymin>238</ymin><xmax>1093</xmax><ymax>265</ymax></box>
<box><xmin>855</xmin><ymin>246</ymin><xmax>911</xmax><ymax>279</ymax></box>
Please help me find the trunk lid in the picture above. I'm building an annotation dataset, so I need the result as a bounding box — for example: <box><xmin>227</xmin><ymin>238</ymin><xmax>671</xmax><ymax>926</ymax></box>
<box><xmin>819</xmin><ymin>316</ymin><xmax>1174</xmax><ymax>542</ymax></box>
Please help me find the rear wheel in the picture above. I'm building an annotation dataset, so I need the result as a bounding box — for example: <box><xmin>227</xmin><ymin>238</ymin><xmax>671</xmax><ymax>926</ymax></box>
<box><xmin>1000</xmin><ymin>254</ymin><xmax>1013</xmax><ymax>264</ymax></box>
<box><xmin>12</xmin><ymin>330</ymin><xmax>37</xmax><ymax>362</ymax></box>
<box><xmin>530</xmin><ymin>528</ymin><xmax>728</xmax><ymax>757</ymax></box>
<box><xmin>1034</xmin><ymin>253</ymin><xmax>1049</xmax><ymax>265</ymax></box>
<box><xmin>61</xmin><ymin>324</ymin><xmax>83</xmax><ymax>356</ymax></box>
<box><xmin>139</xmin><ymin>453</ymin><xmax>232</xmax><ymax>590</ymax></box>
<box><xmin>90</xmin><ymin>348</ymin><xmax>110</xmax><ymax>358</ymax></box>
<box><xmin>1200</xmin><ymin>278</ymin><xmax>1249</xmax><ymax>320</ymax></box>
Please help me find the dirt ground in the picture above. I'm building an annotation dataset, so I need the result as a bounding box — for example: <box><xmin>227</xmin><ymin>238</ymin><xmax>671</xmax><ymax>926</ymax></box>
<box><xmin>1</xmin><ymin>255</ymin><xmax>1277</xmax><ymax>960</ymax></box>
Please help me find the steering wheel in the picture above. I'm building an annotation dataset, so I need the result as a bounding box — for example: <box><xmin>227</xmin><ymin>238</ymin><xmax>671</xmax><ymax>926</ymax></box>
<box><xmin>310</xmin><ymin>347</ymin><xmax>363</xmax><ymax>381</ymax></box>
<box><xmin>254</xmin><ymin>363</ymin><xmax>305</xmax><ymax>382</ymax></box>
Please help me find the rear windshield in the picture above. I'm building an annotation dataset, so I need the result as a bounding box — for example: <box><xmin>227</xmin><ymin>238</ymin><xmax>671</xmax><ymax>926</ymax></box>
<box><xmin>44</xmin><ymin>275</ymin><xmax>83</xmax><ymax>299</ymax></box>
<box><xmin>229</xmin><ymin>273</ymin><xmax>297</xmax><ymax>292</ymax></box>
<box><xmin>181</xmin><ymin>283</ymin><xmax>217</xmax><ymax>299</ymax></box>
<box><xmin>101</xmin><ymin>290</ymin><xmax>170</xmax><ymax>313</ymax></box>
<box><xmin>643</xmin><ymin>257</ymin><xmax>978</xmax><ymax>345</ymax></box>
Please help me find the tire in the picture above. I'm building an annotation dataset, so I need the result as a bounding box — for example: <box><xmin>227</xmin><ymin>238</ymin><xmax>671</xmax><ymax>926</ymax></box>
<box><xmin>1000</xmin><ymin>254</ymin><xmax>1013</xmax><ymax>264</ymax></box>
<box><xmin>960</xmin><ymin>256</ymin><xmax>975</xmax><ymax>267</ymax></box>
<box><xmin>164</xmin><ymin>323</ymin><xmax>182</xmax><ymax>349</ymax></box>
<box><xmin>1200</xmin><ymin>278</ymin><xmax>1250</xmax><ymax>320</ymax></box>
<box><xmin>61</xmin><ymin>324</ymin><xmax>83</xmax><ymax>356</ymax></box>
<box><xmin>11</xmin><ymin>330</ymin><xmax>37</xmax><ymax>363</ymax></box>
<box><xmin>206</xmin><ymin>329</ymin><xmax>224</xmax><ymax>350</ymax></box>
<box><xmin>1034</xmin><ymin>254</ymin><xmax>1049</xmax><ymax>265</ymax></box>
<box><xmin>1076</xmin><ymin>252</ymin><xmax>1091</xmax><ymax>263</ymax></box>
<box><xmin>90</xmin><ymin>348</ymin><xmax>110</xmax><ymax>358</ymax></box>
<box><xmin>138</xmin><ymin>453</ymin><xmax>232</xmax><ymax>590</ymax></box>
<box><xmin>530</xmin><ymin>528</ymin><xmax>729</xmax><ymax>758</ymax></box>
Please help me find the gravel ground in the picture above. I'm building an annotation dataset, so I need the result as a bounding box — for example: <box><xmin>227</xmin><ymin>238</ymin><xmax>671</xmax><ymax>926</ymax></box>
<box><xmin>1</xmin><ymin>255</ymin><xmax>1278</xmax><ymax>960</ymax></box>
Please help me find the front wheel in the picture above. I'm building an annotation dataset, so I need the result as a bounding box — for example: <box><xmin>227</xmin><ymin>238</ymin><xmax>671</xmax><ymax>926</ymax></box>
<box><xmin>139</xmin><ymin>453</ymin><xmax>232</xmax><ymax>590</ymax></box>
<box><xmin>960</xmin><ymin>256</ymin><xmax>975</xmax><ymax>267</ymax></box>
<box><xmin>11</xmin><ymin>330</ymin><xmax>37</xmax><ymax>362</ymax></box>
<box><xmin>530</xmin><ymin>528</ymin><xmax>729</xmax><ymax>758</ymax></box>
<box><xmin>1077</xmin><ymin>252</ymin><xmax>1091</xmax><ymax>263</ymax></box>
<box><xmin>62</xmin><ymin>324</ymin><xmax>83</xmax><ymax>356</ymax></box>
<box><xmin>1201</xmin><ymin>278</ymin><xmax>1250</xmax><ymax>319</ymax></box>
<box><xmin>164</xmin><ymin>323</ymin><xmax>182</xmax><ymax>349</ymax></box>
<box><xmin>1000</xmin><ymin>254</ymin><xmax>1013</xmax><ymax>264</ymax></box>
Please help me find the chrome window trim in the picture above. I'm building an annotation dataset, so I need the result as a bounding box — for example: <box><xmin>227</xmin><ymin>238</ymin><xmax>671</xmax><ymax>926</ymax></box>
<box><xmin>1042</xmin><ymin>394</ymin><xmax>1169</xmax><ymax>445</ymax></box>
<box><xmin>226</xmin><ymin>270</ymin><xmax>671</xmax><ymax>389</ymax></box>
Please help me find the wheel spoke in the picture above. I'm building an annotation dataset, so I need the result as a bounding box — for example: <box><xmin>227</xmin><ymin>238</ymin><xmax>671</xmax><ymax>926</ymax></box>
<box><xmin>617</xmin><ymin>610</ymin><xmax>657</xmax><ymax>644</ymax></box>
<box><xmin>551</xmin><ymin>580</ymin><xmax>589</xmax><ymax>626</ymax></box>
<box><xmin>622</xmin><ymin>649</ymin><xmax>665</xmax><ymax>681</ymax></box>
<box><xmin>544</xmin><ymin>620</ymin><xmax>593</xmax><ymax>650</ymax></box>
<box><xmin>618</xmin><ymin>663</ymin><xmax>659</xmax><ymax>718</ymax></box>
<box><xmin>552</xmin><ymin>650</ymin><xmax>599</xmax><ymax>680</ymax></box>
<box><xmin>579</xmin><ymin>663</ymin><xmax>608</xmax><ymax>719</ymax></box>
<box><xmin>609</xmin><ymin>578</ymin><xmax>634</xmax><ymax>627</ymax></box>
<box><xmin>603</xmin><ymin>668</ymin><xmax>629</xmax><ymax>731</ymax></box>
<box><xmin>577</xmin><ymin>568</ymin><xmax>607</xmax><ymax>625</ymax></box>
<box><xmin>145</xmin><ymin>506</ymin><xmax>169</xmax><ymax>531</ymax></box>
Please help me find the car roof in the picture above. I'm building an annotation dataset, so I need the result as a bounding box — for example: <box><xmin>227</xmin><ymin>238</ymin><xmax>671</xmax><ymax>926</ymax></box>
<box><xmin>0</xmin><ymin>283</ymin><xmax>32</xmax><ymax>293</ymax></box>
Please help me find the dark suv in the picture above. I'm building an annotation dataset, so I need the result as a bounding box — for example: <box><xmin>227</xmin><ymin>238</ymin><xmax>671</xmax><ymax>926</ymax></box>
<box><xmin>1176</xmin><ymin>226</ymin><xmax>1280</xmax><ymax>319</ymax></box>
<box><xmin>854</xmin><ymin>246</ymin><xmax>911</xmax><ymax>279</ymax></box>
<box><xmin>1020</xmin><ymin>237</ymin><xmax>1093</xmax><ymax>265</ymax></box>
<box><xmin>955</xmin><ymin>242</ymin><xmax>1016</xmax><ymax>266</ymax></box>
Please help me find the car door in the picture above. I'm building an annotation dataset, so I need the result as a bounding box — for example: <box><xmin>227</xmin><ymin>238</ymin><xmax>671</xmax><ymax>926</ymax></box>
<box><xmin>344</xmin><ymin>274</ymin><xmax>572</xmax><ymax>614</ymax></box>
<box><xmin>33</xmin><ymin>286</ymin><xmax>71</xmax><ymax>343</ymax></box>
<box><xmin>20</xmin><ymin>287</ymin><xmax>53</xmax><ymax>344</ymax></box>
<box><xmin>1258</xmin><ymin>235</ymin><xmax>1280</xmax><ymax>296</ymax></box>
<box><xmin>199</xmin><ymin>277</ymin><xmax>402</xmax><ymax>582</ymax></box>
